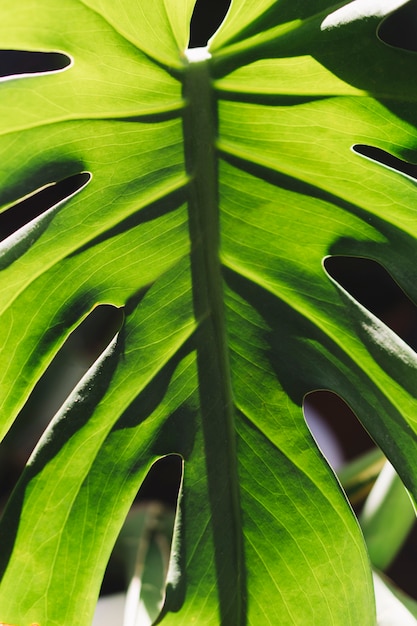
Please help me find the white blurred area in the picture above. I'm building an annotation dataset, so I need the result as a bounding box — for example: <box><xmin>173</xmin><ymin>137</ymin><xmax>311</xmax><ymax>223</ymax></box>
<box><xmin>93</xmin><ymin>594</ymin><xmax>124</xmax><ymax>625</ymax></box>
<box><xmin>304</xmin><ymin>401</ymin><xmax>345</xmax><ymax>471</ymax></box>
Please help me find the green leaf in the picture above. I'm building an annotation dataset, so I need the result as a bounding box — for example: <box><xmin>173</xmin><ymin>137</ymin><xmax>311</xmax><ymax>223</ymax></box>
<box><xmin>0</xmin><ymin>0</ymin><xmax>416</xmax><ymax>624</ymax></box>
<box><xmin>360</xmin><ymin>461</ymin><xmax>416</xmax><ymax>571</ymax></box>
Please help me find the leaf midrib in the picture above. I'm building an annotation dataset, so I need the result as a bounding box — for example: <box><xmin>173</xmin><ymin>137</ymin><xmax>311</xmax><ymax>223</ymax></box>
<box><xmin>183</xmin><ymin>55</ymin><xmax>246</xmax><ymax>624</ymax></box>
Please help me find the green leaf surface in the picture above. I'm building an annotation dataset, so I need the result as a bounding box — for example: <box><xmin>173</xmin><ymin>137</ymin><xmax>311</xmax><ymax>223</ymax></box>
<box><xmin>0</xmin><ymin>0</ymin><xmax>416</xmax><ymax>624</ymax></box>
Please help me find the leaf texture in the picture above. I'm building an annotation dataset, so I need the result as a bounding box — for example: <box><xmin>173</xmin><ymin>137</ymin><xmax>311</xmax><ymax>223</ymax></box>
<box><xmin>0</xmin><ymin>0</ymin><xmax>416</xmax><ymax>624</ymax></box>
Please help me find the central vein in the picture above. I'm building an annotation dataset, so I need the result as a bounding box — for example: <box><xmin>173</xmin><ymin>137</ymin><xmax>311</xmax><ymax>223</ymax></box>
<box><xmin>182</xmin><ymin>52</ymin><xmax>246</xmax><ymax>624</ymax></box>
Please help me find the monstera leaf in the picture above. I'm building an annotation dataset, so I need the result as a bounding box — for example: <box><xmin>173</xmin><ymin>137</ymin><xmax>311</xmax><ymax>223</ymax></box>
<box><xmin>0</xmin><ymin>0</ymin><xmax>416</xmax><ymax>623</ymax></box>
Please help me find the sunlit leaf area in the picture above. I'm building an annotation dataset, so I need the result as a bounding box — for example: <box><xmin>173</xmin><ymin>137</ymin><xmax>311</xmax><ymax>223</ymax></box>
<box><xmin>1</xmin><ymin>0</ymin><xmax>417</xmax><ymax>624</ymax></box>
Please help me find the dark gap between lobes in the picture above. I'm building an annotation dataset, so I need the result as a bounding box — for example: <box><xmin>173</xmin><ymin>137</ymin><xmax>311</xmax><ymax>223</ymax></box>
<box><xmin>353</xmin><ymin>144</ymin><xmax>417</xmax><ymax>180</ymax></box>
<box><xmin>378</xmin><ymin>0</ymin><xmax>417</xmax><ymax>52</ymax></box>
<box><xmin>0</xmin><ymin>172</ymin><xmax>91</xmax><ymax>241</ymax></box>
<box><xmin>303</xmin><ymin>390</ymin><xmax>377</xmax><ymax>476</ymax></box>
<box><xmin>189</xmin><ymin>0</ymin><xmax>231</xmax><ymax>47</ymax></box>
<box><xmin>101</xmin><ymin>454</ymin><xmax>183</xmax><ymax>607</ymax></box>
<box><xmin>325</xmin><ymin>256</ymin><xmax>417</xmax><ymax>350</ymax></box>
<box><xmin>0</xmin><ymin>304</ymin><xmax>124</xmax><ymax>510</ymax></box>
<box><xmin>0</xmin><ymin>50</ymin><xmax>71</xmax><ymax>77</ymax></box>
